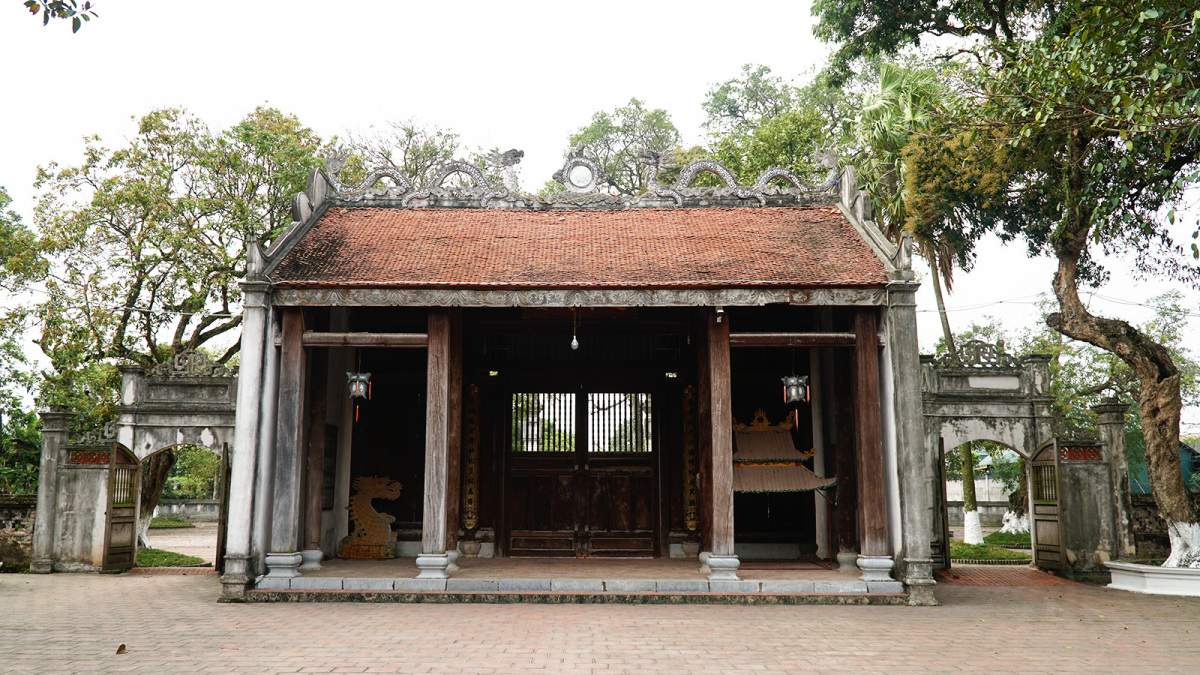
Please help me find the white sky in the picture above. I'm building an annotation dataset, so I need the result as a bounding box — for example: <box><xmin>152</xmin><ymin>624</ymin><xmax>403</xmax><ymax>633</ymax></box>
<box><xmin>2</xmin><ymin>0</ymin><xmax>1198</xmax><ymax>431</ymax></box>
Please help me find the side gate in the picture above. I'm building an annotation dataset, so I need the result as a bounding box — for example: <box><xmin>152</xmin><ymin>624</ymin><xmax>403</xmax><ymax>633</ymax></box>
<box><xmin>102</xmin><ymin>443</ymin><xmax>141</xmax><ymax>572</ymax></box>
<box><xmin>1030</xmin><ymin>440</ymin><xmax>1063</xmax><ymax>570</ymax></box>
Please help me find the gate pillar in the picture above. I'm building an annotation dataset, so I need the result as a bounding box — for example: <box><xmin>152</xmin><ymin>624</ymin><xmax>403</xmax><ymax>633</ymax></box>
<box><xmin>1093</xmin><ymin>400</ymin><xmax>1135</xmax><ymax>558</ymax></box>
<box><xmin>30</xmin><ymin>407</ymin><xmax>73</xmax><ymax>573</ymax></box>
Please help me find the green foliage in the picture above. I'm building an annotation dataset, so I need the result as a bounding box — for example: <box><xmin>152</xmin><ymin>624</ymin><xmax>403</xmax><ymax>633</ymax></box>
<box><xmin>136</xmin><ymin>548</ymin><xmax>204</xmax><ymax>567</ymax></box>
<box><xmin>984</xmin><ymin>531</ymin><xmax>1032</xmax><ymax>548</ymax></box>
<box><xmin>148</xmin><ymin>516</ymin><xmax>194</xmax><ymax>529</ymax></box>
<box><xmin>712</xmin><ymin>109</ymin><xmax>833</xmax><ymax>185</ymax></box>
<box><xmin>703</xmin><ymin>64</ymin><xmax>801</xmax><ymax>136</ymax></box>
<box><xmin>23</xmin><ymin>0</ymin><xmax>96</xmax><ymax>33</ymax></box>
<box><xmin>949</xmin><ymin>540</ymin><xmax>1032</xmax><ymax>560</ymax></box>
<box><xmin>0</xmin><ymin>408</ymin><xmax>40</xmax><ymax>494</ymax></box>
<box><xmin>2</xmin><ymin>107</ymin><xmax>324</xmax><ymax>439</ymax></box>
<box><xmin>162</xmin><ymin>446</ymin><xmax>221</xmax><ymax>500</ymax></box>
<box><xmin>566</xmin><ymin>98</ymin><xmax>681</xmax><ymax>196</ymax></box>
<box><xmin>345</xmin><ymin>119</ymin><xmax>461</xmax><ymax>188</ymax></box>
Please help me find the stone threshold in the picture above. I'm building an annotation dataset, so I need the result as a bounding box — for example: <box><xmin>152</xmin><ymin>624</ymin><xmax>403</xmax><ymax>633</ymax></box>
<box><xmin>246</xmin><ymin>589</ymin><xmax>907</xmax><ymax>605</ymax></box>
<box><xmin>252</xmin><ymin>576</ymin><xmax>905</xmax><ymax>595</ymax></box>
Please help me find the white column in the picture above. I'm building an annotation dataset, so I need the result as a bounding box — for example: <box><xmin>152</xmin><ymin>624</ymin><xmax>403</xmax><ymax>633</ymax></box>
<box><xmin>250</xmin><ymin>308</ymin><xmax>279</xmax><ymax>574</ymax></box>
<box><xmin>218</xmin><ymin>244</ymin><xmax>270</xmax><ymax>601</ymax></box>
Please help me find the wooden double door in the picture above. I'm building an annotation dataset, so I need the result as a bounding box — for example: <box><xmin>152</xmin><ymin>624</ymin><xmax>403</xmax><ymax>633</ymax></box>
<box><xmin>503</xmin><ymin>388</ymin><xmax>660</xmax><ymax>557</ymax></box>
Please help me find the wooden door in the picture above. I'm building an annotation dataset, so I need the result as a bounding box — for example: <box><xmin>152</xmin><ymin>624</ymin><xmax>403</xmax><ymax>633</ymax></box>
<box><xmin>505</xmin><ymin>391</ymin><xmax>657</xmax><ymax>557</ymax></box>
<box><xmin>1030</xmin><ymin>440</ymin><xmax>1064</xmax><ymax>570</ymax></box>
<box><xmin>102</xmin><ymin>443</ymin><xmax>140</xmax><ymax>572</ymax></box>
<box><xmin>932</xmin><ymin>437</ymin><xmax>951</xmax><ymax>570</ymax></box>
<box><xmin>214</xmin><ymin>443</ymin><xmax>232</xmax><ymax>574</ymax></box>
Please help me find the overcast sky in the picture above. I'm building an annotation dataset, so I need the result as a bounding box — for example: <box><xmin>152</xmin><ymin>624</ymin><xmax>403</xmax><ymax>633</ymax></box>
<box><xmin>2</xmin><ymin>0</ymin><xmax>1197</xmax><ymax>431</ymax></box>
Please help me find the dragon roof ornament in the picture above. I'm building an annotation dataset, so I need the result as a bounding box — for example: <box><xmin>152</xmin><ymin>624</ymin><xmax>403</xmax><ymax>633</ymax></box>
<box><xmin>319</xmin><ymin>145</ymin><xmax>840</xmax><ymax>210</ymax></box>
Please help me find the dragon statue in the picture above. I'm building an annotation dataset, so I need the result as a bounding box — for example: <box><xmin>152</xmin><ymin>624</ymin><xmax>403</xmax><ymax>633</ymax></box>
<box><xmin>337</xmin><ymin>475</ymin><xmax>403</xmax><ymax>559</ymax></box>
<box><xmin>323</xmin><ymin>147</ymin><xmax>414</xmax><ymax>201</ymax></box>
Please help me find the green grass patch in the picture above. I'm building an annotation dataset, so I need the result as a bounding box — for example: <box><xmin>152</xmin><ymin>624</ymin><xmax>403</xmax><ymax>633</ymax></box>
<box><xmin>950</xmin><ymin>540</ymin><xmax>1031</xmax><ymax>561</ymax></box>
<box><xmin>136</xmin><ymin>548</ymin><xmax>204</xmax><ymax>567</ymax></box>
<box><xmin>148</xmin><ymin>516</ymin><xmax>195</xmax><ymax>529</ymax></box>
<box><xmin>983</xmin><ymin>531</ymin><xmax>1031</xmax><ymax>548</ymax></box>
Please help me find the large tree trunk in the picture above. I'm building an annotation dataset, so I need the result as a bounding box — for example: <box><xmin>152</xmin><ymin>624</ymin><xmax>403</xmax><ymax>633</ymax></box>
<box><xmin>138</xmin><ymin>449</ymin><xmax>176</xmax><ymax>549</ymax></box>
<box><xmin>1046</xmin><ymin>134</ymin><xmax>1199</xmax><ymax>567</ymax></box>
<box><xmin>960</xmin><ymin>444</ymin><xmax>983</xmax><ymax>544</ymax></box>
<box><xmin>927</xmin><ymin>252</ymin><xmax>957</xmax><ymax>356</ymax></box>
<box><xmin>1001</xmin><ymin>460</ymin><xmax>1029</xmax><ymax>534</ymax></box>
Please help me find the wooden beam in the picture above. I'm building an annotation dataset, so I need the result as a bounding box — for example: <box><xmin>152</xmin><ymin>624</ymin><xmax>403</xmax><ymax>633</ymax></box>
<box><xmin>854</xmin><ymin>308</ymin><xmax>888</xmax><ymax>557</ymax></box>
<box><xmin>422</xmin><ymin>310</ymin><xmax>451</xmax><ymax>555</ymax></box>
<box><xmin>728</xmin><ymin>332</ymin><xmax>866</xmax><ymax>348</ymax></box>
<box><xmin>300</xmin><ymin>332</ymin><xmax>427</xmax><ymax>348</ymax></box>
<box><xmin>707</xmin><ymin>309</ymin><xmax>735</xmax><ymax>557</ymax></box>
<box><xmin>270</xmin><ymin>307</ymin><xmax>306</xmax><ymax>553</ymax></box>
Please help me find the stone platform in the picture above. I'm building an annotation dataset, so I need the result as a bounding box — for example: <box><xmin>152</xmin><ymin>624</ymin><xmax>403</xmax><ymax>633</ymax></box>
<box><xmin>249</xmin><ymin>557</ymin><xmax>907</xmax><ymax>602</ymax></box>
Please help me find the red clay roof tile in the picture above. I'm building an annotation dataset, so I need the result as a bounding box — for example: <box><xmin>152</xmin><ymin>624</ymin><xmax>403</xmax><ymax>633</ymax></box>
<box><xmin>270</xmin><ymin>207</ymin><xmax>888</xmax><ymax>289</ymax></box>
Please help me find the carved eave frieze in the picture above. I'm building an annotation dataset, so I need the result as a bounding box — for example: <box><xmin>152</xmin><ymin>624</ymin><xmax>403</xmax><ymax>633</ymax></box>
<box><xmin>272</xmin><ymin>286</ymin><xmax>889</xmax><ymax>308</ymax></box>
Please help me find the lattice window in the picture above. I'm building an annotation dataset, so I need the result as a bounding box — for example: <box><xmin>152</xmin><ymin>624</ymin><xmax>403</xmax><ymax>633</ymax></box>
<box><xmin>588</xmin><ymin>393</ymin><xmax>653</xmax><ymax>454</ymax></box>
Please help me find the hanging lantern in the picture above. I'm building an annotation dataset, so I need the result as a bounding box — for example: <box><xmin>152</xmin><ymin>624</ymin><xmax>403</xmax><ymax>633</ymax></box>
<box><xmin>781</xmin><ymin>374</ymin><xmax>809</xmax><ymax>405</ymax></box>
<box><xmin>347</xmin><ymin>372</ymin><xmax>371</xmax><ymax>400</ymax></box>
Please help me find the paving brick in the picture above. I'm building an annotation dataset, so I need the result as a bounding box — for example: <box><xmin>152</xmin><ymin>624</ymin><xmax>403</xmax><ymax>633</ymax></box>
<box><xmin>7</xmin><ymin>571</ymin><xmax>1200</xmax><ymax>672</ymax></box>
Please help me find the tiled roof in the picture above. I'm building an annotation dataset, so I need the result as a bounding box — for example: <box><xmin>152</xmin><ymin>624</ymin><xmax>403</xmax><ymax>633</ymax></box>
<box><xmin>269</xmin><ymin>207</ymin><xmax>888</xmax><ymax>289</ymax></box>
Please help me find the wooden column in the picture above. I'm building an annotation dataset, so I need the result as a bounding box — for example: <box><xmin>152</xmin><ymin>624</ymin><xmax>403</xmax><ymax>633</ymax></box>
<box><xmin>696</xmin><ymin>313</ymin><xmax>713</xmax><ymax>553</ymax></box>
<box><xmin>268</xmin><ymin>307</ymin><xmax>306</xmax><ymax>573</ymax></box>
<box><xmin>706</xmin><ymin>309</ymin><xmax>735</xmax><ymax>558</ymax></box>
<box><xmin>444</xmin><ymin>309</ymin><xmax>464</xmax><ymax>552</ymax></box>
<box><xmin>302</xmin><ymin>348</ymin><xmax>328</xmax><ymax>563</ymax></box>
<box><xmin>421</xmin><ymin>309</ymin><xmax>451</xmax><ymax>557</ymax></box>
<box><xmin>834</xmin><ymin>348</ymin><xmax>859</xmax><ymax>559</ymax></box>
<box><xmin>854</xmin><ymin>308</ymin><xmax>888</xmax><ymax>557</ymax></box>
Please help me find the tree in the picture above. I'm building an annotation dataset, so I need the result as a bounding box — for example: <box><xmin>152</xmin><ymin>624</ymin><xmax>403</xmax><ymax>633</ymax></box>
<box><xmin>7</xmin><ymin>107</ymin><xmax>322</xmax><ymax>511</ymax></box>
<box><xmin>23</xmin><ymin>0</ymin><xmax>96</xmax><ymax>32</ymax></box>
<box><xmin>703</xmin><ymin>64</ymin><xmax>801</xmax><ymax>136</ymax></box>
<box><xmin>566</xmin><ymin>99</ymin><xmax>680</xmax><ymax>196</ymax></box>
<box><xmin>344</xmin><ymin>119</ymin><xmax>461</xmax><ymax>188</ymax></box>
<box><xmin>817</xmin><ymin>0</ymin><xmax>1200</xmax><ymax>567</ymax></box>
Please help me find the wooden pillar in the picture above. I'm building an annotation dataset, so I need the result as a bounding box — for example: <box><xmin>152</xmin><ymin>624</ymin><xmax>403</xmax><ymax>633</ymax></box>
<box><xmin>834</xmin><ymin>348</ymin><xmax>859</xmax><ymax>563</ymax></box>
<box><xmin>417</xmin><ymin>308</ymin><xmax>453</xmax><ymax>578</ymax></box>
<box><xmin>696</xmin><ymin>313</ymin><xmax>713</xmax><ymax>553</ymax></box>
<box><xmin>854</xmin><ymin>308</ymin><xmax>888</xmax><ymax>558</ymax></box>
<box><xmin>444</xmin><ymin>309</ymin><xmax>463</xmax><ymax>553</ymax></box>
<box><xmin>301</xmin><ymin>348</ymin><xmax>328</xmax><ymax>568</ymax></box>
<box><xmin>265</xmin><ymin>307</ymin><xmax>306</xmax><ymax>578</ymax></box>
<box><xmin>707</xmin><ymin>309</ymin><xmax>735</xmax><ymax>559</ymax></box>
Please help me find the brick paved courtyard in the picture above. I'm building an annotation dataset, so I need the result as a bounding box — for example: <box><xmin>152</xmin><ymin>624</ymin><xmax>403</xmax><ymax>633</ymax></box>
<box><xmin>3</xmin><ymin>569</ymin><xmax>1199</xmax><ymax>673</ymax></box>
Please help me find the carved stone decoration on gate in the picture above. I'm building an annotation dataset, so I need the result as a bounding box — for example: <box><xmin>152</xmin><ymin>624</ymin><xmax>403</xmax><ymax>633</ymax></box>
<box><xmin>753</xmin><ymin>147</ymin><xmax>840</xmax><ymax>195</ymax></box>
<box><xmin>934</xmin><ymin>339</ymin><xmax>1017</xmax><ymax>369</ymax></box>
<box><xmin>460</xmin><ymin>385</ymin><xmax>482</xmax><ymax>533</ymax></box>
<box><xmin>148</xmin><ymin>350</ymin><xmax>236</xmax><ymax>378</ymax></box>
<box><xmin>682</xmin><ymin>385</ymin><xmax>699</xmax><ymax>532</ymax></box>
<box><xmin>338</xmin><ymin>475</ymin><xmax>403</xmax><ymax>559</ymax></box>
<box><xmin>70</xmin><ymin>421</ymin><xmax>118</xmax><ymax>446</ymax></box>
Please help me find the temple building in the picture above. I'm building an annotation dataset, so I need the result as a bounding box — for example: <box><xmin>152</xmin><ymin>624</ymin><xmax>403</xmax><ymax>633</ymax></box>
<box><xmin>215</xmin><ymin>150</ymin><xmax>936</xmax><ymax>603</ymax></box>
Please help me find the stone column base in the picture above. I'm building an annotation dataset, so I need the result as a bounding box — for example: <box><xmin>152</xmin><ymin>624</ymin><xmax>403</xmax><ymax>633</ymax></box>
<box><xmin>219</xmin><ymin>554</ymin><xmax>252</xmax><ymax>602</ymax></box>
<box><xmin>858</xmin><ymin>555</ymin><xmax>895</xmax><ymax>582</ymax></box>
<box><xmin>415</xmin><ymin>553</ymin><xmax>451</xmax><ymax>579</ymax></box>
<box><xmin>299</xmin><ymin>549</ymin><xmax>323</xmax><ymax>571</ymax></box>
<box><xmin>263</xmin><ymin>552</ymin><xmax>303</xmax><ymax>579</ymax></box>
<box><xmin>445</xmin><ymin>550</ymin><xmax>461</xmax><ymax>574</ymax></box>
<box><xmin>29</xmin><ymin>559</ymin><xmax>53</xmax><ymax>574</ymax></box>
<box><xmin>836</xmin><ymin>551</ymin><xmax>859</xmax><ymax>573</ymax></box>
<box><xmin>706</xmin><ymin>554</ymin><xmax>741</xmax><ymax>581</ymax></box>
